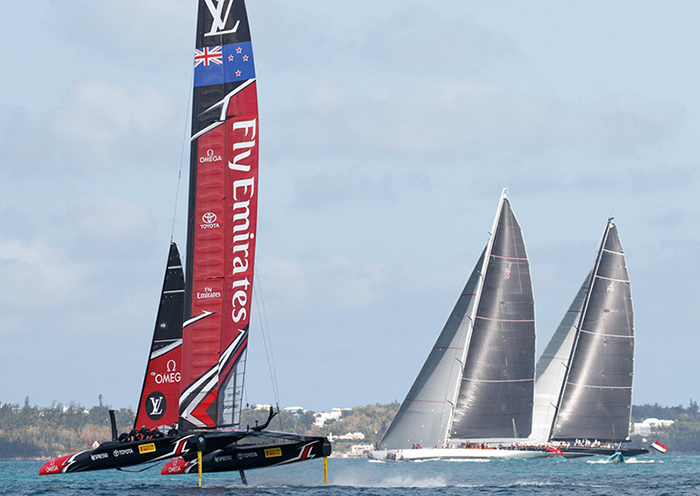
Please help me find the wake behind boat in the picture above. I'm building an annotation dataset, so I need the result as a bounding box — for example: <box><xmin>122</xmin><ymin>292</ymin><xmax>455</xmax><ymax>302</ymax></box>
<box><xmin>370</xmin><ymin>190</ymin><xmax>549</xmax><ymax>461</ymax></box>
<box><xmin>369</xmin><ymin>446</ymin><xmax>548</xmax><ymax>461</ymax></box>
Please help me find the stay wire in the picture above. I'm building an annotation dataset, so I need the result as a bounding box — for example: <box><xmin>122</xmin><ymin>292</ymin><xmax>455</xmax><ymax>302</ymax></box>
<box><xmin>170</xmin><ymin>68</ymin><xmax>194</xmax><ymax>243</ymax></box>
<box><xmin>253</xmin><ymin>273</ymin><xmax>282</xmax><ymax>429</ymax></box>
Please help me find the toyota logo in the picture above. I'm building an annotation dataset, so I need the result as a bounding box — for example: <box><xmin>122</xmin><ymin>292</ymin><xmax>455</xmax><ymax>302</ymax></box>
<box><xmin>202</xmin><ymin>212</ymin><xmax>217</xmax><ymax>223</ymax></box>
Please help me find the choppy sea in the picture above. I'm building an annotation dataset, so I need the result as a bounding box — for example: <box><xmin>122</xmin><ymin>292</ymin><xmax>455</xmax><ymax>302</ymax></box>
<box><xmin>1</xmin><ymin>455</ymin><xmax>697</xmax><ymax>496</ymax></box>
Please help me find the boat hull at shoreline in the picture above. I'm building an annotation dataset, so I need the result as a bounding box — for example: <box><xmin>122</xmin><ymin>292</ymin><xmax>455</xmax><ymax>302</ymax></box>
<box><xmin>368</xmin><ymin>448</ymin><xmax>552</xmax><ymax>461</ymax></box>
<box><xmin>557</xmin><ymin>446</ymin><xmax>649</xmax><ymax>459</ymax></box>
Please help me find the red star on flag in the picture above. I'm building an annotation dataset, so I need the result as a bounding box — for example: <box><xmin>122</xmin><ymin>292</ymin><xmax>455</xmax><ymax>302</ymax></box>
<box><xmin>236</xmin><ymin>47</ymin><xmax>242</xmax><ymax>54</ymax></box>
<box><xmin>243</xmin><ymin>55</ymin><xmax>249</xmax><ymax>61</ymax></box>
<box><xmin>228</xmin><ymin>55</ymin><xmax>234</xmax><ymax>61</ymax></box>
<box><xmin>236</xmin><ymin>70</ymin><xmax>241</xmax><ymax>76</ymax></box>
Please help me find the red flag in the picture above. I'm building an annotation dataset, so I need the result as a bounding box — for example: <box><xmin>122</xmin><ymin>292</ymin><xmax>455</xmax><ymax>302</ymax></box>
<box><xmin>546</xmin><ymin>445</ymin><xmax>563</xmax><ymax>455</ymax></box>
<box><xmin>650</xmin><ymin>440</ymin><xmax>668</xmax><ymax>453</ymax></box>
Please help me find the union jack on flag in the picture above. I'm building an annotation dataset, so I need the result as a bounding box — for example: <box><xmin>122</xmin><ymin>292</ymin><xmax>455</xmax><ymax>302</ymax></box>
<box><xmin>194</xmin><ymin>46</ymin><xmax>223</xmax><ymax>67</ymax></box>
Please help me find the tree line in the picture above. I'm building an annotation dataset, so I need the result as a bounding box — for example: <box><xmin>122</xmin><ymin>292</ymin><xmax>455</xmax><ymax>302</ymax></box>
<box><xmin>1</xmin><ymin>398</ymin><xmax>698</xmax><ymax>459</ymax></box>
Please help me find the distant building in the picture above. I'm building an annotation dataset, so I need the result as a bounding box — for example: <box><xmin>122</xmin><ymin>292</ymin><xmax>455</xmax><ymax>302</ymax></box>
<box><xmin>313</xmin><ymin>407</ymin><xmax>348</xmax><ymax>427</ymax></box>
<box><xmin>328</xmin><ymin>432</ymin><xmax>365</xmax><ymax>442</ymax></box>
<box><xmin>632</xmin><ymin>418</ymin><xmax>675</xmax><ymax>436</ymax></box>
<box><xmin>283</xmin><ymin>406</ymin><xmax>307</xmax><ymax>417</ymax></box>
<box><xmin>350</xmin><ymin>444</ymin><xmax>374</xmax><ymax>456</ymax></box>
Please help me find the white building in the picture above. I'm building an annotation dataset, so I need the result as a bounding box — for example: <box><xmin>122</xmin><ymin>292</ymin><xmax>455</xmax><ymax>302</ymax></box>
<box><xmin>632</xmin><ymin>418</ymin><xmax>675</xmax><ymax>436</ymax></box>
<box><xmin>313</xmin><ymin>407</ymin><xmax>348</xmax><ymax>427</ymax></box>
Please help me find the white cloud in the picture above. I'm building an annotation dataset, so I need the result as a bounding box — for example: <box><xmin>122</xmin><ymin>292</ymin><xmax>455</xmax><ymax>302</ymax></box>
<box><xmin>0</xmin><ymin>238</ymin><xmax>89</xmax><ymax>315</ymax></box>
<box><xmin>52</xmin><ymin>80</ymin><xmax>181</xmax><ymax>168</ymax></box>
<box><xmin>64</xmin><ymin>195</ymin><xmax>156</xmax><ymax>256</ymax></box>
<box><xmin>273</xmin><ymin>80</ymin><xmax>684</xmax><ymax>163</ymax></box>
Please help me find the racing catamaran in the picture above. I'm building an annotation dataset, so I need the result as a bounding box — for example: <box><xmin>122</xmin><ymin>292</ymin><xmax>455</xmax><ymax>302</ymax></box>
<box><xmin>39</xmin><ymin>0</ymin><xmax>331</xmax><ymax>480</ymax></box>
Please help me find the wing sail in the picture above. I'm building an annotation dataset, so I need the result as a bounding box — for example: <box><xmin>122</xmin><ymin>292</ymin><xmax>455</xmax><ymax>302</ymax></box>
<box><xmin>180</xmin><ymin>0</ymin><xmax>259</xmax><ymax>430</ymax></box>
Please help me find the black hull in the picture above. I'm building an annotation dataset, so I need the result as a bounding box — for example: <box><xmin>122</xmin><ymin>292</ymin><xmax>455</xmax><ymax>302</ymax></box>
<box><xmin>558</xmin><ymin>447</ymin><xmax>649</xmax><ymax>458</ymax></box>
<box><xmin>40</xmin><ymin>435</ymin><xmax>194</xmax><ymax>474</ymax></box>
<box><xmin>162</xmin><ymin>434</ymin><xmax>331</xmax><ymax>474</ymax></box>
<box><xmin>39</xmin><ymin>430</ymin><xmax>256</xmax><ymax>475</ymax></box>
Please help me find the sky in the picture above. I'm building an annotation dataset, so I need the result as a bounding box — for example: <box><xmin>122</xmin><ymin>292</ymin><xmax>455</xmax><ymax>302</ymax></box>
<box><xmin>0</xmin><ymin>0</ymin><xmax>698</xmax><ymax>413</ymax></box>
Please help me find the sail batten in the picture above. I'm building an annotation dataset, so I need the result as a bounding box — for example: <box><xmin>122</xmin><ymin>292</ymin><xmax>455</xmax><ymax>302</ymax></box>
<box><xmin>546</xmin><ymin>220</ymin><xmax>635</xmax><ymax>443</ymax></box>
<box><xmin>380</xmin><ymin>190</ymin><xmax>536</xmax><ymax>449</ymax></box>
<box><xmin>450</xmin><ymin>193</ymin><xmax>536</xmax><ymax>440</ymax></box>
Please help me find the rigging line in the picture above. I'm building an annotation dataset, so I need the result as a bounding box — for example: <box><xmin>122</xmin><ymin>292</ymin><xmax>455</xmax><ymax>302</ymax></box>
<box><xmin>253</xmin><ymin>272</ymin><xmax>283</xmax><ymax>428</ymax></box>
<box><xmin>258</xmin><ymin>275</ymin><xmax>282</xmax><ymax>406</ymax></box>
<box><xmin>169</xmin><ymin>67</ymin><xmax>195</xmax><ymax>243</ymax></box>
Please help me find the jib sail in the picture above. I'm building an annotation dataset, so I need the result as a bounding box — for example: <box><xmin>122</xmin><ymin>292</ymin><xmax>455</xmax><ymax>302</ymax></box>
<box><xmin>134</xmin><ymin>242</ymin><xmax>185</xmax><ymax>430</ymax></box>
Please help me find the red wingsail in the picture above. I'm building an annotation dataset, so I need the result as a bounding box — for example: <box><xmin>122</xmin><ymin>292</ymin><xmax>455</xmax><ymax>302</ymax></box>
<box><xmin>179</xmin><ymin>0</ymin><xmax>259</xmax><ymax>431</ymax></box>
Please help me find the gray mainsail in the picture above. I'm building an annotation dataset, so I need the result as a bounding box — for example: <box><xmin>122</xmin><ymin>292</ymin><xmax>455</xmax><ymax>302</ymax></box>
<box><xmin>449</xmin><ymin>195</ymin><xmax>535</xmax><ymax>440</ymax></box>
<box><xmin>530</xmin><ymin>271</ymin><xmax>591</xmax><ymax>443</ymax></box>
<box><xmin>550</xmin><ymin>220</ymin><xmax>634</xmax><ymax>442</ymax></box>
<box><xmin>380</xmin><ymin>190</ymin><xmax>536</xmax><ymax>449</ymax></box>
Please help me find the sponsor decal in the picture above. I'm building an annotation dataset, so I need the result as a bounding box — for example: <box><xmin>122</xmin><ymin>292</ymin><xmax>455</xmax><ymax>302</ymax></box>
<box><xmin>203</xmin><ymin>0</ymin><xmax>240</xmax><ymax>37</ymax></box>
<box><xmin>237</xmin><ymin>451</ymin><xmax>259</xmax><ymax>460</ymax></box>
<box><xmin>90</xmin><ymin>452</ymin><xmax>108</xmax><ymax>461</ymax></box>
<box><xmin>504</xmin><ymin>262</ymin><xmax>512</xmax><ymax>280</ymax></box>
<box><xmin>145</xmin><ymin>391</ymin><xmax>167</xmax><ymax>421</ymax></box>
<box><xmin>264</xmin><ymin>448</ymin><xmax>282</xmax><ymax>458</ymax></box>
<box><xmin>197</xmin><ymin>286</ymin><xmax>222</xmax><ymax>300</ymax></box>
<box><xmin>200</xmin><ymin>212</ymin><xmax>221</xmax><ymax>230</ymax></box>
<box><xmin>151</xmin><ymin>360</ymin><xmax>181</xmax><ymax>385</ymax></box>
<box><xmin>200</xmin><ymin>148</ymin><xmax>223</xmax><ymax>163</ymax></box>
<box><xmin>214</xmin><ymin>455</ymin><xmax>233</xmax><ymax>463</ymax></box>
<box><xmin>229</xmin><ymin>118</ymin><xmax>257</xmax><ymax>325</ymax></box>
<box><xmin>113</xmin><ymin>448</ymin><xmax>134</xmax><ymax>457</ymax></box>
<box><xmin>44</xmin><ymin>463</ymin><xmax>60</xmax><ymax>473</ymax></box>
<box><xmin>139</xmin><ymin>443</ymin><xmax>156</xmax><ymax>455</ymax></box>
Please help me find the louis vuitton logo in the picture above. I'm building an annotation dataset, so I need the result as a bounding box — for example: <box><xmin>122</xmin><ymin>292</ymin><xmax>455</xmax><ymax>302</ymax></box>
<box><xmin>204</xmin><ymin>0</ymin><xmax>240</xmax><ymax>37</ymax></box>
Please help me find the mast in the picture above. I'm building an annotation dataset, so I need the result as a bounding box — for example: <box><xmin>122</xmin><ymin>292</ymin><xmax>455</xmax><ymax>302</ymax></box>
<box><xmin>549</xmin><ymin>220</ymin><xmax>634</xmax><ymax>442</ymax></box>
<box><xmin>180</xmin><ymin>0</ymin><xmax>259</xmax><ymax>431</ymax></box>
<box><xmin>443</xmin><ymin>189</ymin><xmax>506</xmax><ymax>440</ymax></box>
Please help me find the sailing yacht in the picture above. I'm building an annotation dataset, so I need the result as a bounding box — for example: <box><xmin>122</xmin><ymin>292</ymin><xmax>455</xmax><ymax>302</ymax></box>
<box><xmin>370</xmin><ymin>190</ymin><xmax>548</xmax><ymax>460</ymax></box>
<box><xmin>530</xmin><ymin>219</ymin><xmax>647</xmax><ymax>458</ymax></box>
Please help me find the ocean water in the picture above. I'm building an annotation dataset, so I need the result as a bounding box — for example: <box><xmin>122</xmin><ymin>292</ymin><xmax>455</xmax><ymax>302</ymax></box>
<box><xmin>1</xmin><ymin>455</ymin><xmax>697</xmax><ymax>496</ymax></box>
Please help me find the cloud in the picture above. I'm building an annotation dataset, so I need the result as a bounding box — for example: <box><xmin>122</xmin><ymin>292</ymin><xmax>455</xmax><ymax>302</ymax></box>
<box><xmin>51</xmin><ymin>80</ymin><xmax>181</xmax><ymax>169</ymax></box>
<box><xmin>275</xmin><ymin>81</ymin><xmax>684</xmax><ymax>162</ymax></box>
<box><xmin>64</xmin><ymin>195</ymin><xmax>157</xmax><ymax>257</ymax></box>
<box><xmin>0</xmin><ymin>237</ymin><xmax>89</xmax><ymax>317</ymax></box>
<box><xmin>258</xmin><ymin>254</ymin><xmax>389</xmax><ymax>318</ymax></box>
<box><xmin>46</xmin><ymin>1</ymin><xmax>193</xmax><ymax>61</ymax></box>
